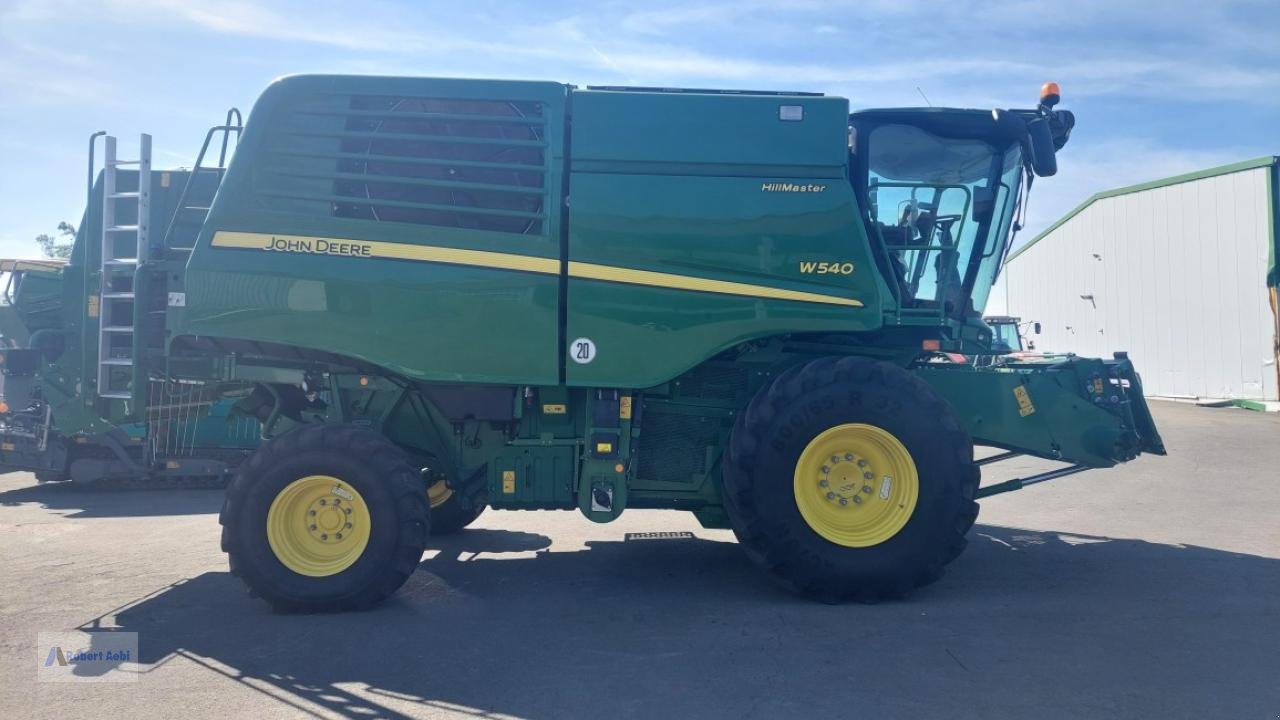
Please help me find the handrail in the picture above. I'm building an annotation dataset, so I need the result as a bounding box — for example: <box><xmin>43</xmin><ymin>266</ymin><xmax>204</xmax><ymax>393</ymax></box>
<box><xmin>87</xmin><ymin>131</ymin><xmax>107</xmax><ymax>214</ymax></box>
<box><xmin>160</xmin><ymin>109</ymin><xmax>242</xmax><ymax>250</ymax></box>
<box><xmin>83</xmin><ymin>130</ymin><xmax>107</xmax><ymax>396</ymax></box>
<box><xmin>218</xmin><ymin>108</ymin><xmax>242</xmax><ymax>168</ymax></box>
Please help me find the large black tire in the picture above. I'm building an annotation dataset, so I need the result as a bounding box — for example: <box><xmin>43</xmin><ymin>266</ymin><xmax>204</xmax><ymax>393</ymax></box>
<box><xmin>722</xmin><ymin>356</ymin><xmax>978</xmax><ymax>602</ymax></box>
<box><xmin>428</xmin><ymin>473</ymin><xmax>487</xmax><ymax>535</ymax></box>
<box><xmin>220</xmin><ymin>424</ymin><xmax>428</xmax><ymax>612</ymax></box>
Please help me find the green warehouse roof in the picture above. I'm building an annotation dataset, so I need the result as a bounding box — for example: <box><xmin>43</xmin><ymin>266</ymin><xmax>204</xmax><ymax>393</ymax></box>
<box><xmin>1007</xmin><ymin>155</ymin><xmax>1279</xmax><ymax>263</ymax></box>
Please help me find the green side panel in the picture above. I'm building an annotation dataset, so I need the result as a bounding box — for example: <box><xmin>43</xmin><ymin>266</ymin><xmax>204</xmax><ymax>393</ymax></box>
<box><xmin>565</xmin><ymin>90</ymin><xmax>885</xmax><ymax>388</ymax></box>
<box><xmin>177</xmin><ymin>75</ymin><xmax>569</xmax><ymax>385</ymax></box>
<box><xmin>570</xmin><ymin>89</ymin><xmax>848</xmax><ymax>167</ymax></box>
<box><xmin>0</xmin><ymin>306</ymin><xmax>27</xmax><ymax>349</ymax></box>
<box><xmin>59</xmin><ymin>178</ymin><xmax>100</xmax><ymax>397</ymax></box>
<box><xmin>489</xmin><ymin>446</ymin><xmax>577</xmax><ymax>508</ymax></box>
<box><xmin>0</xmin><ymin>269</ymin><xmax>64</xmax><ymax>349</ymax></box>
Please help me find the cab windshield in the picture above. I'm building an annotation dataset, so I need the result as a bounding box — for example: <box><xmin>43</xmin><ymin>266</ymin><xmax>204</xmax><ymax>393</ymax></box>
<box><xmin>990</xmin><ymin>321</ymin><xmax>1022</xmax><ymax>351</ymax></box>
<box><xmin>858</xmin><ymin>122</ymin><xmax>1023</xmax><ymax>318</ymax></box>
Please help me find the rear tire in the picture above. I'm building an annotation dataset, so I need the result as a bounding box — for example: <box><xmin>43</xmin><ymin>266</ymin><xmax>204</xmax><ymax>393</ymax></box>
<box><xmin>427</xmin><ymin>473</ymin><xmax>487</xmax><ymax>535</ymax></box>
<box><xmin>722</xmin><ymin>356</ymin><xmax>978</xmax><ymax>602</ymax></box>
<box><xmin>220</xmin><ymin>424</ymin><xmax>428</xmax><ymax>612</ymax></box>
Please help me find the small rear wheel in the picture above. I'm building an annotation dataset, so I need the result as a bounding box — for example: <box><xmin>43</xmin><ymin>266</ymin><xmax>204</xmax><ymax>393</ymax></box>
<box><xmin>426</xmin><ymin>474</ymin><xmax>487</xmax><ymax>535</ymax></box>
<box><xmin>220</xmin><ymin>424</ymin><xmax>428</xmax><ymax>612</ymax></box>
<box><xmin>722</xmin><ymin>356</ymin><xmax>978</xmax><ymax>602</ymax></box>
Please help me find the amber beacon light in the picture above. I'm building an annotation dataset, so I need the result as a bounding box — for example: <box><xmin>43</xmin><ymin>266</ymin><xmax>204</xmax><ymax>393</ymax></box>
<box><xmin>1040</xmin><ymin>81</ymin><xmax>1061</xmax><ymax>107</ymax></box>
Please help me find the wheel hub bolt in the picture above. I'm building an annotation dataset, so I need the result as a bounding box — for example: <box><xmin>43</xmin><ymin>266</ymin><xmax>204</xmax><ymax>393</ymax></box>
<box><xmin>309</xmin><ymin>510</ymin><xmax>316</xmax><ymax>516</ymax></box>
<box><xmin>819</xmin><ymin>479</ymin><xmax>829</xmax><ymax>488</ymax></box>
<box><xmin>839</xmin><ymin>498</ymin><xmax>848</xmax><ymax>506</ymax></box>
<box><xmin>862</xmin><ymin>485</ymin><xmax>873</xmax><ymax>494</ymax></box>
<box><xmin>309</xmin><ymin>524</ymin><xmax>317</xmax><ymax>530</ymax></box>
<box><xmin>336</xmin><ymin>533</ymin><xmax>343</xmax><ymax>540</ymax></box>
<box><xmin>853</xmin><ymin>496</ymin><xmax>862</xmax><ymax>504</ymax></box>
<box><xmin>863</xmin><ymin>472</ymin><xmax>873</xmax><ymax>480</ymax></box>
<box><xmin>857</xmin><ymin>459</ymin><xmax>867</xmax><ymax>467</ymax></box>
<box><xmin>320</xmin><ymin>533</ymin><xmax>328</xmax><ymax>540</ymax></box>
<box><xmin>319</xmin><ymin>499</ymin><xmax>326</xmax><ymax>506</ymax></box>
<box><xmin>345</xmin><ymin>522</ymin><xmax>352</xmax><ymax>529</ymax></box>
<box><xmin>826</xmin><ymin>492</ymin><xmax>835</xmax><ymax>500</ymax></box>
<box><xmin>845</xmin><ymin>453</ymin><xmax>854</xmax><ymax>461</ymax></box>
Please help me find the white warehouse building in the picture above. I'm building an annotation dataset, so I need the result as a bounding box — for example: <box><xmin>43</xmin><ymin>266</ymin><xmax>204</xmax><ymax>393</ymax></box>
<box><xmin>1004</xmin><ymin>156</ymin><xmax>1280</xmax><ymax>403</ymax></box>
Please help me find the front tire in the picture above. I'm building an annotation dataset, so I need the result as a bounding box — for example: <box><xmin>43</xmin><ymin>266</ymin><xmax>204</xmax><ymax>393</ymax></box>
<box><xmin>220</xmin><ymin>424</ymin><xmax>428</xmax><ymax>612</ymax></box>
<box><xmin>722</xmin><ymin>356</ymin><xmax>977</xmax><ymax>602</ymax></box>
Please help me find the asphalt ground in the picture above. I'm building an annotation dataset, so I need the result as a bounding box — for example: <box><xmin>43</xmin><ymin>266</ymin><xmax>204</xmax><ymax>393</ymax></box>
<box><xmin>0</xmin><ymin>400</ymin><xmax>1277</xmax><ymax>719</ymax></box>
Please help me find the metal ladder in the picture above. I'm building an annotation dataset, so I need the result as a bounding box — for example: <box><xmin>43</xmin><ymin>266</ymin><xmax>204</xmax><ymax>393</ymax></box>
<box><xmin>97</xmin><ymin>134</ymin><xmax>150</xmax><ymax>401</ymax></box>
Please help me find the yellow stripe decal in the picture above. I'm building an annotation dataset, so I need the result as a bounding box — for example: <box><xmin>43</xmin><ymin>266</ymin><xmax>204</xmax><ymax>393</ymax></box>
<box><xmin>568</xmin><ymin>261</ymin><xmax>863</xmax><ymax>308</ymax></box>
<box><xmin>211</xmin><ymin>231</ymin><xmax>862</xmax><ymax>308</ymax></box>
<box><xmin>212</xmin><ymin>231</ymin><xmax>560</xmax><ymax>275</ymax></box>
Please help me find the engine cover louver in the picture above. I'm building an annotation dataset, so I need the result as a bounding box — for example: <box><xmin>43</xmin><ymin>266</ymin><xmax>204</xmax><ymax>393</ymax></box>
<box><xmin>259</xmin><ymin>93</ymin><xmax>548</xmax><ymax>236</ymax></box>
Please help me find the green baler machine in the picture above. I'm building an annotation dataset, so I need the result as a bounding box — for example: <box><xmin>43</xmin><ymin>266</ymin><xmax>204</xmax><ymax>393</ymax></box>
<box><xmin>0</xmin><ymin>76</ymin><xmax>1163</xmax><ymax>609</ymax></box>
<box><xmin>0</xmin><ymin>162</ymin><xmax>261</xmax><ymax>484</ymax></box>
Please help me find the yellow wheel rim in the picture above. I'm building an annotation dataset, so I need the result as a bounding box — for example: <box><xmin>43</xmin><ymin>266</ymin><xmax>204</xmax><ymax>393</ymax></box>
<box><xmin>427</xmin><ymin>479</ymin><xmax>453</xmax><ymax>509</ymax></box>
<box><xmin>266</xmin><ymin>475</ymin><xmax>371</xmax><ymax>577</ymax></box>
<box><xmin>793</xmin><ymin>423</ymin><xmax>919</xmax><ymax>547</ymax></box>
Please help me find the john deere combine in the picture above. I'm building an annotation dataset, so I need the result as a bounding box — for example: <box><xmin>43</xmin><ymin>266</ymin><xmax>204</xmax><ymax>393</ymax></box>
<box><xmin>0</xmin><ymin>77</ymin><xmax>1163</xmax><ymax>609</ymax></box>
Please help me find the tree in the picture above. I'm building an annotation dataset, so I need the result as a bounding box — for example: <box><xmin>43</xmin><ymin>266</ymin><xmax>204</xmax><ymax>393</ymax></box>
<box><xmin>35</xmin><ymin>221</ymin><xmax>75</xmax><ymax>259</ymax></box>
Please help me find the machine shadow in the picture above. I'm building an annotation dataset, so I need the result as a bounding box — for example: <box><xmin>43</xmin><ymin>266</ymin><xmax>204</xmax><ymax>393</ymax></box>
<box><xmin>0</xmin><ymin>478</ymin><xmax>223</xmax><ymax>518</ymax></box>
<box><xmin>90</xmin><ymin>524</ymin><xmax>1280</xmax><ymax>719</ymax></box>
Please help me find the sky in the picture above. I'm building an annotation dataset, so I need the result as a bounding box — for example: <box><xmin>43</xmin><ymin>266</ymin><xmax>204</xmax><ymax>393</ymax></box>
<box><xmin>1</xmin><ymin>0</ymin><xmax>1277</xmax><ymax>270</ymax></box>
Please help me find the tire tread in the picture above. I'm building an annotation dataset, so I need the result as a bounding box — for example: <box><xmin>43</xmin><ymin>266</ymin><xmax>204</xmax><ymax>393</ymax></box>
<box><xmin>722</xmin><ymin>356</ymin><xmax>978</xmax><ymax>602</ymax></box>
<box><xmin>219</xmin><ymin>424</ymin><xmax>428</xmax><ymax>612</ymax></box>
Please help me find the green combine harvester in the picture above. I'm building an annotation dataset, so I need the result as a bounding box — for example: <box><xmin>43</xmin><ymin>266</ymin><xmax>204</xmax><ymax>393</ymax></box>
<box><xmin>0</xmin><ymin>77</ymin><xmax>1164</xmax><ymax>609</ymax></box>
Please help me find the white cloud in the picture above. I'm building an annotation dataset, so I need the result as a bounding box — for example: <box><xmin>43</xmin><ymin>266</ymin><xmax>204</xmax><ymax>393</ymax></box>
<box><xmin>100</xmin><ymin>0</ymin><xmax>430</xmax><ymax>51</ymax></box>
<box><xmin>618</xmin><ymin>4</ymin><xmax>749</xmax><ymax>35</ymax></box>
<box><xmin>6</xmin><ymin>0</ymin><xmax>1257</xmax><ymax>113</ymax></box>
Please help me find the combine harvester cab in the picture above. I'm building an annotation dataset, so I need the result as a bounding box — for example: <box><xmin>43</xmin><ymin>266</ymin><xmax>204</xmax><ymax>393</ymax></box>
<box><xmin>13</xmin><ymin>76</ymin><xmax>1164</xmax><ymax>608</ymax></box>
